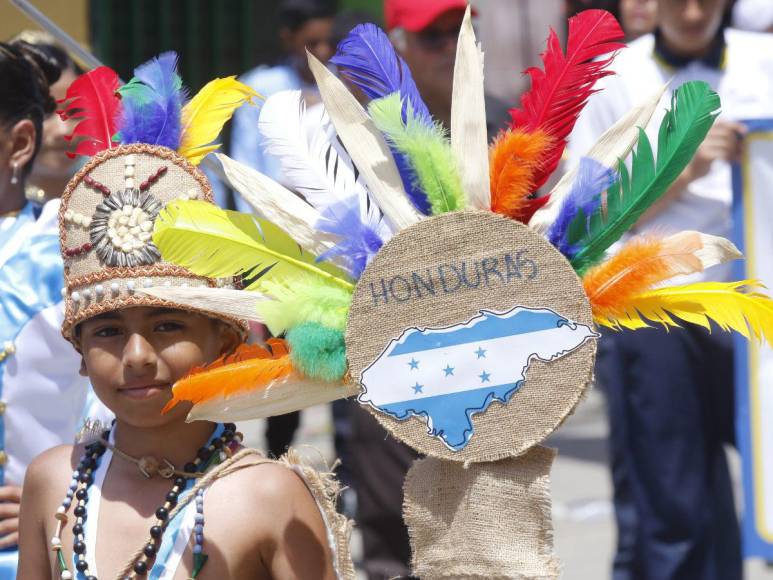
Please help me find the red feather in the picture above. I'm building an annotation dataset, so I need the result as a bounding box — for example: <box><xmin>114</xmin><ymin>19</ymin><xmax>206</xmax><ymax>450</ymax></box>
<box><xmin>509</xmin><ymin>9</ymin><xmax>624</xmax><ymax>190</ymax></box>
<box><xmin>58</xmin><ymin>67</ymin><xmax>122</xmax><ymax>158</ymax></box>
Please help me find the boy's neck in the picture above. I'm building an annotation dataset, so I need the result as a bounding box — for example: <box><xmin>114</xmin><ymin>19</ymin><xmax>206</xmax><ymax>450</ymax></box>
<box><xmin>111</xmin><ymin>418</ymin><xmax>218</xmax><ymax>475</ymax></box>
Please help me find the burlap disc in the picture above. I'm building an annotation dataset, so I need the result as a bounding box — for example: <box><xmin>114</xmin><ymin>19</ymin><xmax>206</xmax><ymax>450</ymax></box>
<box><xmin>404</xmin><ymin>447</ymin><xmax>560</xmax><ymax>579</ymax></box>
<box><xmin>346</xmin><ymin>211</ymin><xmax>596</xmax><ymax>462</ymax></box>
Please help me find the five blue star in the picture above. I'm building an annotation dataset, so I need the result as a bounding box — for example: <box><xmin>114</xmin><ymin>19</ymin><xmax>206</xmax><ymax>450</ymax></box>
<box><xmin>475</xmin><ymin>347</ymin><xmax>487</xmax><ymax>359</ymax></box>
<box><xmin>479</xmin><ymin>370</ymin><xmax>491</xmax><ymax>383</ymax></box>
<box><xmin>412</xmin><ymin>382</ymin><xmax>424</xmax><ymax>394</ymax></box>
<box><xmin>408</xmin><ymin>358</ymin><xmax>419</xmax><ymax>370</ymax></box>
<box><xmin>443</xmin><ymin>364</ymin><xmax>455</xmax><ymax>377</ymax></box>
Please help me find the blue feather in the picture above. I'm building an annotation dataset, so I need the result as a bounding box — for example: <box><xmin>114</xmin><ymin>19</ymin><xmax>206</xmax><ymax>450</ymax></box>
<box><xmin>547</xmin><ymin>158</ymin><xmax>617</xmax><ymax>258</ymax></box>
<box><xmin>118</xmin><ymin>52</ymin><xmax>185</xmax><ymax>149</ymax></box>
<box><xmin>315</xmin><ymin>199</ymin><xmax>384</xmax><ymax>279</ymax></box>
<box><xmin>331</xmin><ymin>23</ymin><xmax>434</xmax><ymax>214</ymax></box>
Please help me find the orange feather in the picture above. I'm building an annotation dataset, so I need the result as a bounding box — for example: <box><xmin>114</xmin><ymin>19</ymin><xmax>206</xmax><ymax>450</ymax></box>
<box><xmin>489</xmin><ymin>128</ymin><xmax>553</xmax><ymax>222</ymax></box>
<box><xmin>163</xmin><ymin>340</ymin><xmax>294</xmax><ymax>413</ymax></box>
<box><xmin>583</xmin><ymin>233</ymin><xmax>704</xmax><ymax>322</ymax></box>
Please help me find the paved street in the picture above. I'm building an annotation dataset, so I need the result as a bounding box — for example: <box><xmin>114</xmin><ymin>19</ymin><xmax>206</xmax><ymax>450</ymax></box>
<box><xmin>240</xmin><ymin>388</ymin><xmax>773</xmax><ymax>579</ymax></box>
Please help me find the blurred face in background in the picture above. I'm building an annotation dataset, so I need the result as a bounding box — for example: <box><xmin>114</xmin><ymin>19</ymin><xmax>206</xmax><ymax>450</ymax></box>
<box><xmin>657</xmin><ymin>0</ymin><xmax>729</xmax><ymax>57</ymax></box>
<box><xmin>393</xmin><ymin>9</ymin><xmax>464</xmax><ymax>121</ymax></box>
<box><xmin>30</xmin><ymin>67</ymin><xmax>78</xmax><ymax>186</ymax></box>
<box><xmin>620</xmin><ymin>0</ymin><xmax>657</xmax><ymax>40</ymax></box>
<box><xmin>281</xmin><ymin>16</ymin><xmax>335</xmax><ymax>82</ymax></box>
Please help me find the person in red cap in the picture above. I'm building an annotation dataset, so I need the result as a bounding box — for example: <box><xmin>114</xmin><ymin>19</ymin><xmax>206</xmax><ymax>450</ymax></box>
<box><xmin>384</xmin><ymin>0</ymin><xmax>471</xmax><ymax>128</ymax></box>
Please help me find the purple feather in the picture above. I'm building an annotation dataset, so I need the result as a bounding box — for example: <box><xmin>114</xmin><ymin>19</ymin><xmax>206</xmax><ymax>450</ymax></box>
<box><xmin>331</xmin><ymin>23</ymin><xmax>431</xmax><ymax>124</ymax></box>
<box><xmin>547</xmin><ymin>157</ymin><xmax>617</xmax><ymax>258</ymax></box>
<box><xmin>314</xmin><ymin>200</ymin><xmax>384</xmax><ymax>279</ymax></box>
<box><xmin>118</xmin><ymin>52</ymin><xmax>185</xmax><ymax>149</ymax></box>
<box><xmin>330</xmin><ymin>24</ymin><xmax>434</xmax><ymax>214</ymax></box>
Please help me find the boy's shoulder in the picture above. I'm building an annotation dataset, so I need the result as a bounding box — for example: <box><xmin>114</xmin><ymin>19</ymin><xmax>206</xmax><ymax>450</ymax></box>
<box><xmin>26</xmin><ymin>443</ymin><xmax>80</xmax><ymax>482</ymax></box>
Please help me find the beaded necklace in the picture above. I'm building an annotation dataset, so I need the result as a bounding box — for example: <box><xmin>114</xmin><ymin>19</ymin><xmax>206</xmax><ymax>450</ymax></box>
<box><xmin>51</xmin><ymin>423</ymin><xmax>241</xmax><ymax>580</ymax></box>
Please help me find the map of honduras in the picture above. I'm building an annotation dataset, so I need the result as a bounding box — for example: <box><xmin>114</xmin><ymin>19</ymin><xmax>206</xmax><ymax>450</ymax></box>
<box><xmin>359</xmin><ymin>307</ymin><xmax>598</xmax><ymax>451</ymax></box>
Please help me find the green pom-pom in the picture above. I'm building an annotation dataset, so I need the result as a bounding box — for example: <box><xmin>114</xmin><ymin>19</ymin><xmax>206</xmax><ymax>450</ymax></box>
<box><xmin>286</xmin><ymin>322</ymin><xmax>347</xmax><ymax>382</ymax></box>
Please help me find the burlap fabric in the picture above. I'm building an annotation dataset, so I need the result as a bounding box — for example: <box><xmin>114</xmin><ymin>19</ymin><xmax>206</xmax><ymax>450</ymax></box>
<box><xmin>346</xmin><ymin>211</ymin><xmax>596</xmax><ymax>462</ymax></box>
<box><xmin>404</xmin><ymin>446</ymin><xmax>559</xmax><ymax>579</ymax></box>
<box><xmin>59</xmin><ymin>144</ymin><xmax>247</xmax><ymax>344</ymax></box>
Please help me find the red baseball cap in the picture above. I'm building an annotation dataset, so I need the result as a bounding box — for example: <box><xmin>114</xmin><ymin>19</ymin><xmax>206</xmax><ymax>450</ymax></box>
<box><xmin>385</xmin><ymin>0</ymin><xmax>473</xmax><ymax>32</ymax></box>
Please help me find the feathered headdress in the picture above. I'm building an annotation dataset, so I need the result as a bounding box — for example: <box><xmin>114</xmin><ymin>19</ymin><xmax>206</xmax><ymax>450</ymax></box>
<box><xmin>57</xmin><ymin>52</ymin><xmax>259</xmax><ymax>343</ymax></box>
<box><xmin>140</xmin><ymin>9</ymin><xmax>772</xmax><ymax>426</ymax></box>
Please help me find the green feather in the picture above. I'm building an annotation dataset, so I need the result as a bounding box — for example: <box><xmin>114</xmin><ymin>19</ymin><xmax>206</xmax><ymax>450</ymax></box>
<box><xmin>255</xmin><ymin>277</ymin><xmax>352</xmax><ymax>336</ymax></box>
<box><xmin>153</xmin><ymin>200</ymin><xmax>353</xmax><ymax>292</ymax></box>
<box><xmin>287</xmin><ymin>322</ymin><xmax>347</xmax><ymax>382</ymax></box>
<box><xmin>368</xmin><ymin>93</ymin><xmax>465</xmax><ymax>215</ymax></box>
<box><xmin>570</xmin><ymin>81</ymin><xmax>720</xmax><ymax>273</ymax></box>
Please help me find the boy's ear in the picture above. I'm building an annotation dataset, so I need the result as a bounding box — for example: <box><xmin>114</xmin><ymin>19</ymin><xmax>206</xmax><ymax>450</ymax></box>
<box><xmin>218</xmin><ymin>324</ymin><xmax>241</xmax><ymax>357</ymax></box>
<box><xmin>78</xmin><ymin>357</ymin><xmax>88</xmax><ymax>377</ymax></box>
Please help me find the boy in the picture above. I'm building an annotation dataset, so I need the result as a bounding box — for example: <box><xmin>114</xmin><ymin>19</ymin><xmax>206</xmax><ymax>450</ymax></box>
<box><xmin>16</xmin><ymin>144</ymin><xmax>350</xmax><ymax>579</ymax></box>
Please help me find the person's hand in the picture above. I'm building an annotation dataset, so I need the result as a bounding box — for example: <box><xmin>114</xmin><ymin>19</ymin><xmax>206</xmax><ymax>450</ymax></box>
<box><xmin>685</xmin><ymin>120</ymin><xmax>746</xmax><ymax>182</ymax></box>
<box><xmin>0</xmin><ymin>485</ymin><xmax>22</xmax><ymax>549</ymax></box>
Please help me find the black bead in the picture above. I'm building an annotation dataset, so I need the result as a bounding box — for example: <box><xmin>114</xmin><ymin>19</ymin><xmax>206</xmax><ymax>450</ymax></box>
<box><xmin>87</xmin><ymin>576</ymin><xmax>98</xmax><ymax>580</ymax></box>
<box><xmin>222</xmin><ymin>430</ymin><xmax>234</xmax><ymax>440</ymax></box>
<box><xmin>133</xmin><ymin>560</ymin><xmax>148</xmax><ymax>575</ymax></box>
<box><xmin>212</xmin><ymin>438</ymin><xmax>223</xmax><ymax>448</ymax></box>
<box><xmin>224</xmin><ymin>422</ymin><xmax>236</xmax><ymax>432</ymax></box>
<box><xmin>76</xmin><ymin>559</ymin><xmax>89</xmax><ymax>572</ymax></box>
<box><xmin>73</xmin><ymin>540</ymin><xmax>86</xmax><ymax>554</ymax></box>
<box><xmin>101</xmin><ymin>430</ymin><xmax>110</xmax><ymax>441</ymax></box>
<box><xmin>79</xmin><ymin>471</ymin><xmax>93</xmax><ymax>484</ymax></box>
<box><xmin>74</xmin><ymin>505</ymin><xmax>86</xmax><ymax>517</ymax></box>
<box><xmin>174</xmin><ymin>476</ymin><xmax>186</xmax><ymax>487</ymax></box>
<box><xmin>149</xmin><ymin>525</ymin><xmax>162</xmax><ymax>538</ymax></box>
<box><xmin>155</xmin><ymin>507</ymin><xmax>168</xmax><ymax>520</ymax></box>
<box><xmin>197</xmin><ymin>447</ymin><xmax>211</xmax><ymax>460</ymax></box>
<box><xmin>80</xmin><ymin>457</ymin><xmax>95</xmax><ymax>470</ymax></box>
<box><xmin>165</xmin><ymin>491</ymin><xmax>178</xmax><ymax>505</ymax></box>
<box><xmin>72</xmin><ymin>524</ymin><xmax>84</xmax><ymax>536</ymax></box>
<box><xmin>76</xmin><ymin>488</ymin><xmax>88</xmax><ymax>501</ymax></box>
<box><xmin>143</xmin><ymin>543</ymin><xmax>157</xmax><ymax>558</ymax></box>
<box><xmin>93</xmin><ymin>444</ymin><xmax>106</xmax><ymax>456</ymax></box>
<box><xmin>183</xmin><ymin>462</ymin><xmax>196</xmax><ymax>473</ymax></box>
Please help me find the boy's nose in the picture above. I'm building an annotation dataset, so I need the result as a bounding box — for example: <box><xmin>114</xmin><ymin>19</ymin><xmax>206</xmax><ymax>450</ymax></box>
<box><xmin>122</xmin><ymin>333</ymin><xmax>157</xmax><ymax>370</ymax></box>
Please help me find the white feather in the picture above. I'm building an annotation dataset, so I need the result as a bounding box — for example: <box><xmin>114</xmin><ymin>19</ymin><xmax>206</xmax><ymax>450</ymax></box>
<box><xmin>451</xmin><ymin>6</ymin><xmax>490</xmax><ymax>210</ymax></box>
<box><xmin>139</xmin><ymin>286</ymin><xmax>269</xmax><ymax>321</ymax></box>
<box><xmin>307</xmin><ymin>52</ymin><xmax>422</xmax><ymax>232</ymax></box>
<box><xmin>258</xmin><ymin>90</ymin><xmax>392</xmax><ymax>241</ymax></box>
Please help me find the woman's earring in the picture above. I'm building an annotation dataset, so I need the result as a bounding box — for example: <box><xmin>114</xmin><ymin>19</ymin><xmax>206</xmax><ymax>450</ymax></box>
<box><xmin>9</xmin><ymin>163</ymin><xmax>19</xmax><ymax>185</ymax></box>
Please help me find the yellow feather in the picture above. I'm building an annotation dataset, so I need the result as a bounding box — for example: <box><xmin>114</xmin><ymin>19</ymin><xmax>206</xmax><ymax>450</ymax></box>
<box><xmin>178</xmin><ymin>77</ymin><xmax>261</xmax><ymax>164</ymax></box>
<box><xmin>597</xmin><ymin>280</ymin><xmax>773</xmax><ymax>344</ymax></box>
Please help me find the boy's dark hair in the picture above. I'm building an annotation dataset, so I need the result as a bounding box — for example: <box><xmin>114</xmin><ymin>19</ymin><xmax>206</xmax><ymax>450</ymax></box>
<box><xmin>278</xmin><ymin>0</ymin><xmax>336</xmax><ymax>32</ymax></box>
<box><xmin>0</xmin><ymin>40</ymin><xmax>61</xmax><ymax>177</ymax></box>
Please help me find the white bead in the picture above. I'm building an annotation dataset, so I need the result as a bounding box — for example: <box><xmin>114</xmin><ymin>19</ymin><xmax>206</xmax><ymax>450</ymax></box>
<box><xmin>187</xmin><ymin>188</ymin><xmax>198</xmax><ymax>199</ymax></box>
<box><xmin>83</xmin><ymin>289</ymin><xmax>91</xmax><ymax>300</ymax></box>
<box><xmin>124</xmin><ymin>164</ymin><xmax>135</xmax><ymax>178</ymax></box>
<box><xmin>126</xmin><ymin>281</ymin><xmax>136</xmax><ymax>293</ymax></box>
<box><xmin>110</xmin><ymin>282</ymin><xmax>119</xmax><ymax>294</ymax></box>
<box><xmin>140</xmin><ymin>221</ymin><xmax>153</xmax><ymax>232</ymax></box>
<box><xmin>144</xmin><ymin>278</ymin><xmax>153</xmax><ymax>287</ymax></box>
<box><xmin>51</xmin><ymin>536</ymin><xmax>61</xmax><ymax>548</ymax></box>
<box><xmin>123</xmin><ymin>205</ymin><xmax>134</xmax><ymax>215</ymax></box>
<box><xmin>130</xmin><ymin>226</ymin><xmax>140</xmax><ymax>235</ymax></box>
<box><xmin>139</xmin><ymin>232</ymin><xmax>152</xmax><ymax>242</ymax></box>
<box><xmin>179</xmin><ymin>194</ymin><xmax>188</xmax><ymax>201</ymax></box>
<box><xmin>61</xmin><ymin>570</ymin><xmax>72</xmax><ymax>580</ymax></box>
<box><xmin>56</xmin><ymin>506</ymin><xmax>66</xmax><ymax>514</ymax></box>
<box><xmin>125</xmin><ymin>177</ymin><xmax>135</xmax><ymax>189</ymax></box>
<box><xmin>95</xmin><ymin>284</ymin><xmax>104</xmax><ymax>297</ymax></box>
<box><xmin>64</xmin><ymin>210</ymin><xmax>73</xmax><ymax>221</ymax></box>
<box><xmin>163</xmin><ymin>280</ymin><xmax>171</xmax><ymax>287</ymax></box>
<box><xmin>60</xmin><ymin>287</ymin><xmax>67</xmax><ymax>298</ymax></box>
<box><xmin>125</xmin><ymin>154</ymin><xmax>136</xmax><ymax>166</ymax></box>
<box><xmin>71</xmin><ymin>291</ymin><xmax>81</xmax><ymax>303</ymax></box>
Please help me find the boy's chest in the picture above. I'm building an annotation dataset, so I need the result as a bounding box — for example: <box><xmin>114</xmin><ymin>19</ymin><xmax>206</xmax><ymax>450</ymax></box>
<box><xmin>49</xmin><ymin>477</ymin><xmax>268</xmax><ymax>579</ymax></box>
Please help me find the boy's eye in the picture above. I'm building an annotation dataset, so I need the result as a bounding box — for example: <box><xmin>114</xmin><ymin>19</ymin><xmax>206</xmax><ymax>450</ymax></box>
<box><xmin>155</xmin><ymin>321</ymin><xmax>184</xmax><ymax>332</ymax></box>
<box><xmin>93</xmin><ymin>326</ymin><xmax>121</xmax><ymax>338</ymax></box>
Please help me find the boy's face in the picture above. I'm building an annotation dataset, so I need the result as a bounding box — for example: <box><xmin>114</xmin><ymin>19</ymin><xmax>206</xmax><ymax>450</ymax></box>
<box><xmin>78</xmin><ymin>306</ymin><xmax>238</xmax><ymax>427</ymax></box>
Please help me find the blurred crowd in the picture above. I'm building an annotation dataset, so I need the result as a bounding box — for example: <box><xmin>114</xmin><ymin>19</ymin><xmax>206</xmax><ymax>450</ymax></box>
<box><xmin>2</xmin><ymin>0</ymin><xmax>773</xmax><ymax>578</ymax></box>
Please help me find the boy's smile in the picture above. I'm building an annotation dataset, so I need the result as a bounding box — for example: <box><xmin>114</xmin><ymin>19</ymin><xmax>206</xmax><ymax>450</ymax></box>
<box><xmin>77</xmin><ymin>306</ymin><xmax>239</xmax><ymax>426</ymax></box>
